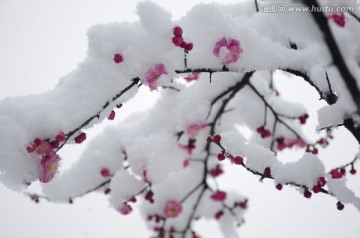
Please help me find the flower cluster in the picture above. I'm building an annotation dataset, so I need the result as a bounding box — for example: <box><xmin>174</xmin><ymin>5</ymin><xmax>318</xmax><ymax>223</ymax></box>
<box><xmin>329</xmin><ymin>168</ymin><xmax>346</xmax><ymax>179</ymax></box>
<box><xmin>27</xmin><ymin>132</ymin><xmax>65</xmax><ymax>183</ymax></box>
<box><xmin>256</xmin><ymin>126</ymin><xmax>272</xmax><ymax>138</ymax></box>
<box><xmin>172</xmin><ymin>26</ymin><xmax>193</xmax><ymax>51</ymax></box>
<box><xmin>276</xmin><ymin>137</ymin><xmax>306</xmax><ymax>151</ymax></box>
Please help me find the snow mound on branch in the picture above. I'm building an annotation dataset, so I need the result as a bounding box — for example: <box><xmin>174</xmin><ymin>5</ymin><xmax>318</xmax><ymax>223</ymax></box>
<box><xmin>327</xmin><ymin>178</ymin><xmax>360</xmax><ymax>211</ymax></box>
<box><xmin>271</xmin><ymin>153</ymin><xmax>325</xmax><ymax>187</ymax></box>
<box><xmin>109</xmin><ymin>169</ymin><xmax>144</xmax><ymax>209</ymax></box>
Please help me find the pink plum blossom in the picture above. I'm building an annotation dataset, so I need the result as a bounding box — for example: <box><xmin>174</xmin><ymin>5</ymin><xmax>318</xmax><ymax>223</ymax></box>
<box><xmin>185</xmin><ymin>42</ymin><xmax>193</xmax><ymax>51</ymax></box>
<box><xmin>27</xmin><ymin>139</ymin><xmax>53</xmax><ymax>157</ymax></box>
<box><xmin>75</xmin><ymin>132</ymin><xmax>86</xmax><ymax>144</ymax></box>
<box><xmin>329</xmin><ymin>168</ymin><xmax>345</xmax><ymax>179</ymax></box>
<box><xmin>277</xmin><ymin>137</ymin><xmax>307</xmax><ymax>151</ymax></box>
<box><xmin>164</xmin><ymin>200</ymin><xmax>182</xmax><ymax>218</ymax></box>
<box><xmin>143</xmin><ymin>64</ymin><xmax>168</xmax><ymax>91</ymax></box>
<box><xmin>212</xmin><ymin>134</ymin><xmax>221</xmax><ymax>143</ymax></box>
<box><xmin>119</xmin><ymin>204</ymin><xmax>132</xmax><ymax>215</ymax></box>
<box><xmin>179</xmin><ymin>139</ymin><xmax>196</xmax><ymax>155</ymax></box>
<box><xmin>317</xmin><ymin>177</ymin><xmax>327</xmax><ymax>187</ymax></box>
<box><xmin>173</xmin><ymin>26</ymin><xmax>183</xmax><ymax>36</ymax></box>
<box><xmin>39</xmin><ymin>154</ymin><xmax>61</xmax><ymax>183</ymax></box>
<box><xmin>113</xmin><ymin>53</ymin><xmax>124</xmax><ymax>63</ymax></box>
<box><xmin>256</xmin><ymin>126</ymin><xmax>271</xmax><ymax>138</ymax></box>
<box><xmin>55</xmin><ymin>132</ymin><xmax>65</xmax><ymax>142</ymax></box>
<box><xmin>183</xmin><ymin>159</ymin><xmax>190</xmax><ymax>168</ymax></box>
<box><xmin>100</xmin><ymin>168</ymin><xmax>111</xmax><ymax>177</ymax></box>
<box><xmin>184</xmin><ymin>72</ymin><xmax>200</xmax><ymax>82</ymax></box>
<box><xmin>210</xmin><ymin>164</ymin><xmax>224</xmax><ymax>177</ymax></box>
<box><xmin>172</xmin><ymin>36</ymin><xmax>184</xmax><ymax>46</ymax></box>
<box><xmin>186</xmin><ymin>122</ymin><xmax>207</xmax><ymax>138</ymax></box>
<box><xmin>214</xmin><ymin>210</ymin><xmax>224</xmax><ymax>220</ymax></box>
<box><xmin>213</xmin><ymin>37</ymin><xmax>243</xmax><ymax>65</ymax></box>
<box><xmin>329</xmin><ymin>12</ymin><xmax>345</xmax><ymax>27</ymax></box>
<box><xmin>210</xmin><ymin>191</ymin><xmax>227</xmax><ymax>202</ymax></box>
<box><xmin>108</xmin><ymin>110</ymin><xmax>115</xmax><ymax>120</ymax></box>
<box><xmin>143</xmin><ymin>169</ymin><xmax>151</xmax><ymax>184</ymax></box>
<box><xmin>233</xmin><ymin>156</ymin><xmax>244</xmax><ymax>165</ymax></box>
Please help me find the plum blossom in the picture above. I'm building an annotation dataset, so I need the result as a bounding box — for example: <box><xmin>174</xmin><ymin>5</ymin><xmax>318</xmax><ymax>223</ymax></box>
<box><xmin>142</xmin><ymin>169</ymin><xmax>151</xmax><ymax>184</ymax></box>
<box><xmin>164</xmin><ymin>200</ymin><xmax>182</xmax><ymax>218</ymax></box>
<box><xmin>119</xmin><ymin>204</ymin><xmax>132</xmax><ymax>215</ymax></box>
<box><xmin>40</xmin><ymin>154</ymin><xmax>61</xmax><ymax>183</ymax></box>
<box><xmin>213</xmin><ymin>37</ymin><xmax>243</xmax><ymax>65</ymax></box>
<box><xmin>186</xmin><ymin>122</ymin><xmax>207</xmax><ymax>138</ymax></box>
<box><xmin>27</xmin><ymin>139</ymin><xmax>53</xmax><ymax>157</ymax></box>
<box><xmin>172</xmin><ymin>36</ymin><xmax>184</xmax><ymax>46</ymax></box>
<box><xmin>210</xmin><ymin>164</ymin><xmax>224</xmax><ymax>177</ymax></box>
<box><xmin>214</xmin><ymin>210</ymin><xmax>224</xmax><ymax>220</ymax></box>
<box><xmin>256</xmin><ymin>126</ymin><xmax>271</xmax><ymax>138</ymax></box>
<box><xmin>108</xmin><ymin>110</ymin><xmax>116</xmax><ymax>120</ymax></box>
<box><xmin>329</xmin><ymin>168</ymin><xmax>345</xmax><ymax>179</ymax></box>
<box><xmin>184</xmin><ymin>72</ymin><xmax>200</xmax><ymax>82</ymax></box>
<box><xmin>74</xmin><ymin>132</ymin><xmax>86</xmax><ymax>144</ymax></box>
<box><xmin>183</xmin><ymin>159</ymin><xmax>190</xmax><ymax>168</ymax></box>
<box><xmin>27</xmin><ymin>137</ymin><xmax>62</xmax><ymax>183</ymax></box>
<box><xmin>142</xmin><ymin>64</ymin><xmax>168</xmax><ymax>91</ymax></box>
<box><xmin>329</xmin><ymin>12</ymin><xmax>345</xmax><ymax>27</ymax></box>
<box><xmin>55</xmin><ymin>132</ymin><xmax>65</xmax><ymax>142</ymax></box>
<box><xmin>113</xmin><ymin>53</ymin><xmax>124</xmax><ymax>63</ymax></box>
<box><xmin>277</xmin><ymin>137</ymin><xmax>307</xmax><ymax>151</ymax></box>
<box><xmin>210</xmin><ymin>191</ymin><xmax>227</xmax><ymax>201</ymax></box>
<box><xmin>100</xmin><ymin>168</ymin><xmax>111</xmax><ymax>177</ymax></box>
<box><xmin>173</xmin><ymin>26</ymin><xmax>183</xmax><ymax>36</ymax></box>
<box><xmin>179</xmin><ymin>139</ymin><xmax>196</xmax><ymax>155</ymax></box>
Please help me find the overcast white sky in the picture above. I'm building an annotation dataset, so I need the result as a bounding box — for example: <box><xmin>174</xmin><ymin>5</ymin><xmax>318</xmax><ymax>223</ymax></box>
<box><xmin>0</xmin><ymin>0</ymin><xmax>360</xmax><ymax>237</ymax></box>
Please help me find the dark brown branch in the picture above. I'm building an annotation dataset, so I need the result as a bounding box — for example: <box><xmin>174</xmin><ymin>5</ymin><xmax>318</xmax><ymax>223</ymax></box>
<box><xmin>175</xmin><ymin>67</ymin><xmax>230</xmax><ymax>74</ymax></box>
<box><xmin>247</xmin><ymin>82</ymin><xmax>302</xmax><ymax>139</ymax></box>
<box><xmin>56</xmin><ymin>77</ymin><xmax>140</xmax><ymax>152</ymax></box>
<box><xmin>348</xmin><ymin>12</ymin><xmax>360</xmax><ymax>23</ymax></box>
<box><xmin>178</xmin><ymin>72</ymin><xmax>254</xmax><ymax>238</ymax></box>
<box><xmin>281</xmin><ymin>68</ymin><xmax>338</xmax><ymax>105</ymax></box>
<box><xmin>213</xmin><ymin>142</ymin><xmax>332</xmax><ymax>196</ymax></box>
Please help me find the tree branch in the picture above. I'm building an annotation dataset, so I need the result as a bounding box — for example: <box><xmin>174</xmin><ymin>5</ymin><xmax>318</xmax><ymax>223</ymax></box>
<box><xmin>303</xmin><ymin>0</ymin><xmax>360</xmax><ymax>114</ymax></box>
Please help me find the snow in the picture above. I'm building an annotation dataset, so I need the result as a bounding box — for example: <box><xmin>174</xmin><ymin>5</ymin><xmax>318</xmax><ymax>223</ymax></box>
<box><xmin>327</xmin><ymin>178</ymin><xmax>360</xmax><ymax>211</ymax></box>
<box><xmin>271</xmin><ymin>153</ymin><xmax>325</xmax><ymax>188</ymax></box>
<box><xmin>0</xmin><ymin>0</ymin><xmax>360</xmax><ymax>237</ymax></box>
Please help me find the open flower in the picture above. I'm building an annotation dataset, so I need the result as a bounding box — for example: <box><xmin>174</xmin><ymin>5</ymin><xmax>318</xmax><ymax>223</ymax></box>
<box><xmin>27</xmin><ymin>139</ymin><xmax>53</xmax><ymax>157</ymax></box>
<box><xmin>142</xmin><ymin>64</ymin><xmax>168</xmax><ymax>91</ymax></box>
<box><xmin>40</xmin><ymin>154</ymin><xmax>61</xmax><ymax>183</ymax></box>
<box><xmin>164</xmin><ymin>200</ymin><xmax>182</xmax><ymax>218</ymax></box>
<box><xmin>213</xmin><ymin>37</ymin><xmax>243</xmax><ymax>65</ymax></box>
